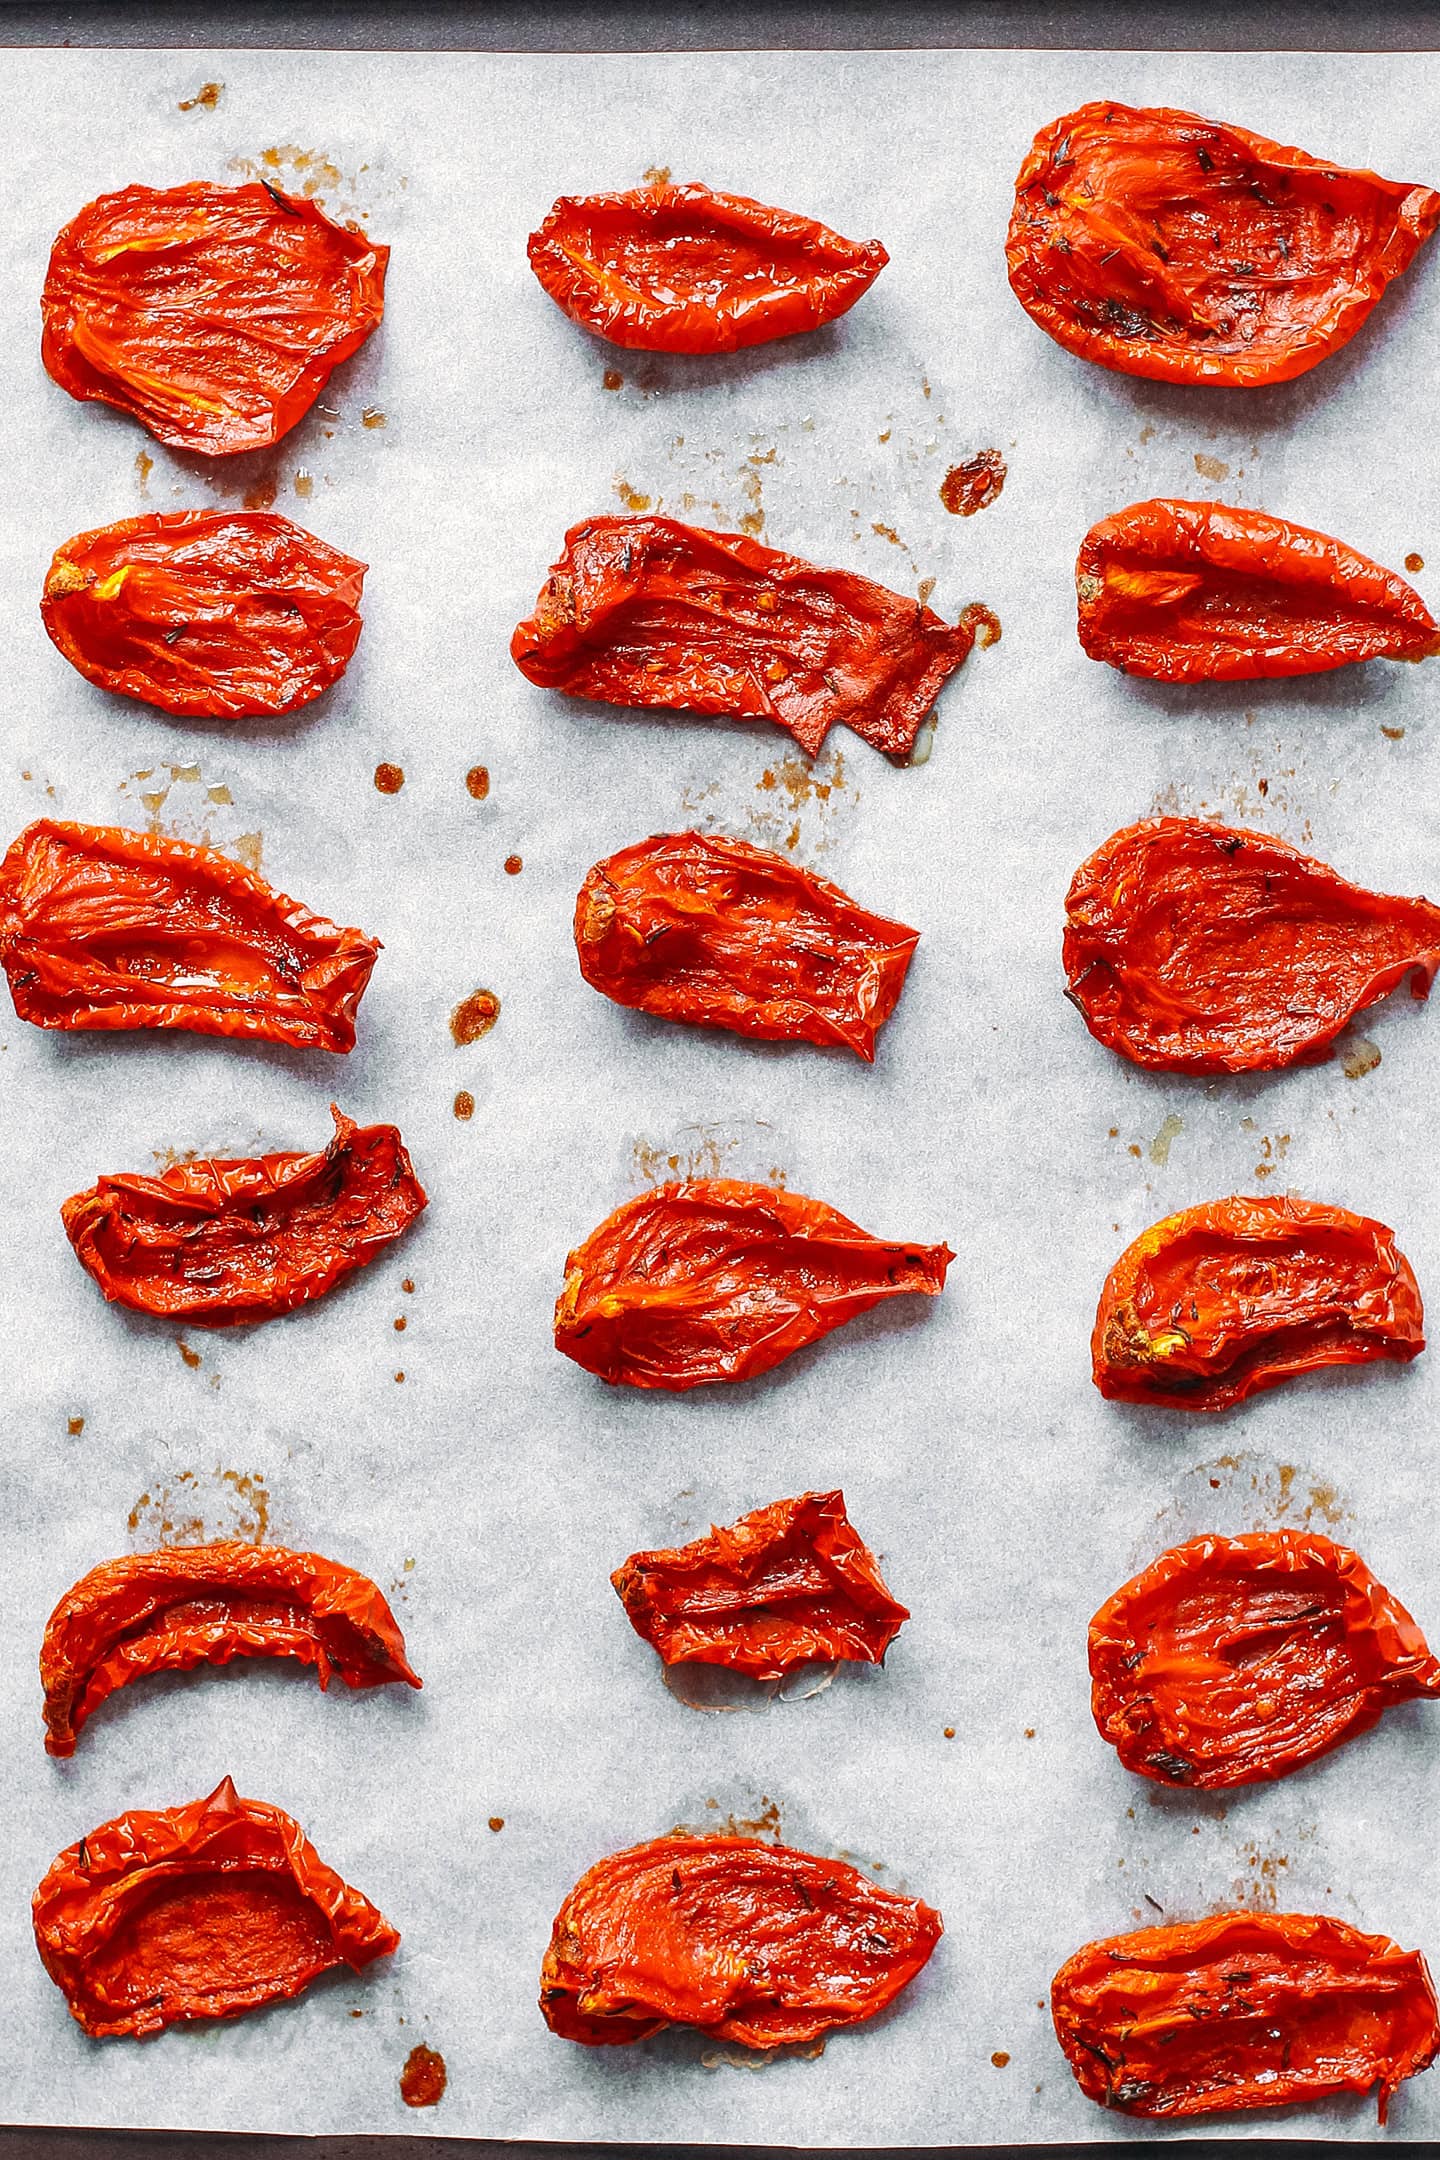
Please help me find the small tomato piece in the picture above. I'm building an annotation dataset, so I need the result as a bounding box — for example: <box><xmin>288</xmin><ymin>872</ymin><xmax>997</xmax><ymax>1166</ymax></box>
<box><xmin>1052</xmin><ymin>1911</ymin><xmax>1440</xmax><ymax>2120</ymax></box>
<box><xmin>1064</xmin><ymin>817</ymin><xmax>1440</xmax><ymax>1071</ymax></box>
<box><xmin>1089</xmin><ymin>1530</ymin><xmax>1440</xmax><ymax>1790</ymax></box>
<box><xmin>41</xmin><ymin>1541</ymin><xmax>421</xmax><ymax>1757</ymax></box>
<box><xmin>42</xmin><ymin>510</ymin><xmax>367</xmax><ymax>717</ymax></box>
<box><xmin>1008</xmin><ymin>103</ymin><xmax>1440</xmax><ymax>387</ymax></box>
<box><xmin>541</xmin><ymin>1834</ymin><xmax>941</xmax><ymax>2046</ymax></box>
<box><xmin>33</xmin><ymin>1777</ymin><xmax>398</xmax><ymax>2038</ymax></box>
<box><xmin>1076</xmin><ymin>499</ymin><xmax>1439</xmax><ymax>681</ymax></box>
<box><xmin>613</xmin><ymin>1490</ymin><xmax>908</xmax><ymax>1678</ymax></box>
<box><xmin>575</xmin><ymin>830</ymin><xmax>919</xmax><ymax>1058</ymax></box>
<box><xmin>512</xmin><ymin>515</ymin><xmax>994</xmax><ymax>759</ymax></box>
<box><xmin>555</xmin><ymin>1177</ymin><xmax>952</xmax><ymax>1390</ymax></box>
<box><xmin>42</xmin><ymin>182</ymin><xmax>387</xmax><ymax>455</ymax></box>
<box><xmin>0</xmin><ymin>820</ymin><xmax>380</xmax><ymax>1050</ymax></box>
<box><xmin>1093</xmin><ymin>1193</ymin><xmax>1424</xmax><ymax>1410</ymax></box>
<box><xmin>62</xmin><ymin>1105</ymin><xmax>426</xmax><ymax>1326</ymax></box>
<box><xmin>527</xmin><ymin>178</ymin><xmax>887</xmax><ymax>352</ymax></box>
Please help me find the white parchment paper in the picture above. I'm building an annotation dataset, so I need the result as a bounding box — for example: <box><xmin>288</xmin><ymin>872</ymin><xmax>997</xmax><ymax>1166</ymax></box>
<box><xmin>3</xmin><ymin>41</ymin><xmax>1440</xmax><ymax>2145</ymax></box>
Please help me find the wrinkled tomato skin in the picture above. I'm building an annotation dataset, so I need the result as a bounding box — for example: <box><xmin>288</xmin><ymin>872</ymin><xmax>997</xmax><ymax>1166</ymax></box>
<box><xmin>42</xmin><ymin>511</ymin><xmax>367</xmax><ymax>718</ymax></box>
<box><xmin>0</xmin><ymin>820</ymin><xmax>380</xmax><ymax>1050</ymax></box>
<box><xmin>575</xmin><ymin>831</ymin><xmax>919</xmax><ymax>1058</ymax></box>
<box><xmin>612</xmin><ymin>1490</ymin><xmax>909</xmax><ymax>1678</ymax></box>
<box><xmin>541</xmin><ymin>1835</ymin><xmax>941</xmax><ymax>2046</ymax></box>
<box><xmin>1064</xmin><ymin>818</ymin><xmax>1440</xmax><ymax>1072</ymax></box>
<box><xmin>555</xmin><ymin>1177</ymin><xmax>952</xmax><ymax>1390</ymax></box>
<box><xmin>1077</xmin><ymin>500</ymin><xmax>1439</xmax><ymax>682</ymax></box>
<box><xmin>527</xmin><ymin>179</ymin><xmax>888</xmax><ymax>353</ymax></box>
<box><xmin>33</xmin><ymin>1777</ymin><xmax>398</xmax><ymax>2038</ymax></box>
<box><xmin>41</xmin><ymin>1541</ymin><xmax>422</xmax><ymax>1757</ymax></box>
<box><xmin>42</xmin><ymin>182</ymin><xmax>387</xmax><ymax>455</ymax></box>
<box><xmin>61</xmin><ymin>1106</ymin><xmax>426</xmax><ymax>1326</ymax></box>
<box><xmin>1089</xmin><ymin>1530</ymin><xmax>1440</xmax><ymax>1790</ymax></box>
<box><xmin>1093</xmin><ymin>1194</ymin><xmax>1424</xmax><ymax>1411</ymax></box>
<box><xmin>511</xmin><ymin>515</ymin><xmax>996</xmax><ymax>759</ymax></box>
<box><xmin>1008</xmin><ymin>103</ymin><xmax>1440</xmax><ymax>387</ymax></box>
<box><xmin>1052</xmin><ymin>1911</ymin><xmax>1440</xmax><ymax>2120</ymax></box>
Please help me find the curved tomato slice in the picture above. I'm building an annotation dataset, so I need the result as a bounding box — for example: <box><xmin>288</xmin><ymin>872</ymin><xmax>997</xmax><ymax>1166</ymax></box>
<box><xmin>1008</xmin><ymin>103</ymin><xmax>1440</xmax><ymax>387</ymax></box>
<box><xmin>1053</xmin><ymin>1911</ymin><xmax>1440</xmax><ymax>2119</ymax></box>
<box><xmin>528</xmin><ymin>178</ymin><xmax>887</xmax><ymax>352</ymax></box>
<box><xmin>613</xmin><ymin>1490</ymin><xmax>908</xmax><ymax>1678</ymax></box>
<box><xmin>575</xmin><ymin>830</ymin><xmax>919</xmax><ymax>1058</ymax></box>
<box><xmin>1093</xmin><ymin>1193</ymin><xmax>1424</xmax><ymax>1410</ymax></box>
<box><xmin>555</xmin><ymin>1177</ymin><xmax>952</xmax><ymax>1390</ymax></box>
<box><xmin>1064</xmin><ymin>818</ymin><xmax>1440</xmax><ymax>1071</ymax></box>
<box><xmin>0</xmin><ymin>820</ymin><xmax>380</xmax><ymax>1050</ymax></box>
<box><xmin>541</xmin><ymin>1835</ymin><xmax>941</xmax><ymax>2045</ymax></box>
<box><xmin>42</xmin><ymin>510</ymin><xmax>367</xmax><ymax>717</ymax></box>
<box><xmin>42</xmin><ymin>1541</ymin><xmax>421</xmax><ymax>1756</ymax></box>
<box><xmin>34</xmin><ymin>1778</ymin><xmax>398</xmax><ymax>2037</ymax></box>
<box><xmin>62</xmin><ymin>1106</ymin><xmax>426</xmax><ymax>1325</ymax></box>
<box><xmin>42</xmin><ymin>182</ymin><xmax>387</xmax><ymax>455</ymax></box>
<box><xmin>1089</xmin><ymin>1530</ymin><xmax>1440</xmax><ymax>1789</ymax></box>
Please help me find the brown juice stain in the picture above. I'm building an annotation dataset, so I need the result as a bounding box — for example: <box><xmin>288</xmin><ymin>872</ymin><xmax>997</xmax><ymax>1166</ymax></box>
<box><xmin>1406</xmin><ymin>552</ymin><xmax>1425</xmax><ymax>573</ymax></box>
<box><xmin>128</xmin><ymin>1467</ymin><xmax>272</xmax><ymax>1549</ymax></box>
<box><xmin>178</xmin><ymin>80</ymin><xmax>223</xmax><ymax>111</ymax></box>
<box><xmin>399</xmin><ymin>2044</ymin><xmax>446</xmax><ymax>2108</ymax></box>
<box><xmin>737</xmin><ymin>463</ymin><xmax>766</xmax><ymax>538</ymax></box>
<box><xmin>991</xmin><ymin>2051</ymin><xmax>1011</xmax><ymax>2068</ymax></box>
<box><xmin>602</xmin><ymin>369</ymin><xmax>624</xmax><ymax>391</ymax></box>
<box><xmin>871</xmin><ymin>521</ymin><xmax>907</xmax><ymax>549</ymax></box>
<box><xmin>233</xmin><ymin>143</ymin><xmax>345</xmax><ymax>200</ymax></box>
<box><xmin>630</xmin><ymin>1120</ymin><xmax>789</xmax><ymax>1189</ymax></box>
<box><xmin>134</xmin><ymin>450</ymin><xmax>153</xmax><ymax>497</ymax></box>
<box><xmin>232</xmin><ymin>833</ymin><xmax>263</xmax><ymax>873</ymax></box>
<box><xmin>465</xmin><ymin>766</ymin><xmax>490</xmax><ymax>801</ymax></box>
<box><xmin>1149</xmin><ymin>764</ymin><xmax>1312</xmax><ymax>844</ymax></box>
<box><xmin>361</xmin><ymin>406</ymin><xmax>387</xmax><ymax>428</ymax></box>
<box><xmin>1193</xmin><ymin>452</ymin><xmax>1230</xmax><ymax>481</ymax></box>
<box><xmin>917</xmin><ymin>574</ymin><xmax>936</xmax><ymax>607</ymax></box>
<box><xmin>678</xmin><ymin>1795</ymin><xmax>783</xmax><ymax>1842</ymax></box>
<box><xmin>1381</xmin><ymin>725</ymin><xmax>1406</xmax><ymax>741</ymax></box>
<box><xmin>1245</xmin><ymin>1127</ymin><xmax>1291</xmax><ymax>1180</ymax></box>
<box><xmin>393</xmin><ymin>1315</ymin><xmax>407</xmax><ymax>1333</ymax></box>
<box><xmin>1341</xmin><ymin>1036</ymin><xmax>1382</xmax><ymax>1079</ymax></box>
<box><xmin>450</xmin><ymin>990</ymin><xmax>500</xmax><ymax>1045</ymax></box>
<box><xmin>488</xmin><ymin>1815</ymin><xmax>505</xmax><ymax>1832</ymax></box>
<box><xmin>1150</xmin><ymin>1453</ymin><xmax>1348</xmax><ymax>1554</ymax></box>
<box><xmin>504</xmin><ymin>853</ymin><xmax>523</xmax><ymax>875</ymax></box>
<box><xmin>68</xmin><ymin>1416</ymin><xmax>85</xmax><ymax>1437</ymax></box>
<box><xmin>177</xmin><ymin>1338</ymin><xmax>203</xmax><ymax>1370</ymax></box>
<box><xmin>453</xmin><ymin>1090</ymin><xmax>476</xmax><ymax>1121</ymax></box>
<box><xmin>642</xmin><ymin>164</ymin><xmax>672</xmax><ymax>187</ymax></box>
<box><xmin>293</xmin><ymin>469</ymin><xmax>314</xmax><ymax>499</ymax></box>
<box><xmin>613</xmin><ymin>477</ymin><xmax>653</xmax><ymax>512</ymax></box>
<box><xmin>206</xmin><ymin>784</ymin><xmax>232</xmax><ymax>805</ymax></box>
<box><xmin>243</xmin><ymin>477</ymin><xmax>278</xmax><ymax>511</ymax></box>
<box><xmin>151</xmin><ymin>1146</ymin><xmax>200</xmax><ymax>1170</ymax></box>
<box><xmin>939</xmin><ymin>450</ymin><xmax>1006</xmax><ymax>516</ymax></box>
<box><xmin>702</xmin><ymin>2036</ymin><xmax>825</xmax><ymax>2071</ymax></box>
<box><xmin>374</xmin><ymin>762</ymin><xmax>404</xmax><ymax>794</ymax></box>
<box><xmin>1147</xmin><ymin>1113</ymin><xmax>1183</xmax><ymax>1166</ymax></box>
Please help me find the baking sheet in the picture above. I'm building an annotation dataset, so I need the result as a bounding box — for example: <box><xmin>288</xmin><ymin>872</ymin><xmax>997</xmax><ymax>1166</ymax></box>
<box><xmin>3</xmin><ymin>40</ymin><xmax>1440</xmax><ymax>2146</ymax></box>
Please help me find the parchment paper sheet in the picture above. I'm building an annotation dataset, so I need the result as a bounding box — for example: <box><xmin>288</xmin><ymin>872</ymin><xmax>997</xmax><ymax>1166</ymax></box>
<box><xmin>3</xmin><ymin>41</ymin><xmax>1440</xmax><ymax>2146</ymax></box>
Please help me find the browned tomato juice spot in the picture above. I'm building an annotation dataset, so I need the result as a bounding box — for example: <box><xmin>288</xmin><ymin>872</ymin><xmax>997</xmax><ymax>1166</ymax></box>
<box><xmin>939</xmin><ymin>452</ymin><xmax>1006</xmax><ymax>515</ymax></box>
<box><xmin>400</xmin><ymin>2043</ymin><xmax>447</xmax><ymax>2106</ymax></box>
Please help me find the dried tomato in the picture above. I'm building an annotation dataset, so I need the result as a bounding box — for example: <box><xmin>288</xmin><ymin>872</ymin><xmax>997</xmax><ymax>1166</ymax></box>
<box><xmin>42</xmin><ymin>182</ymin><xmax>387</xmax><ymax>455</ymax></box>
<box><xmin>613</xmin><ymin>1490</ymin><xmax>908</xmax><ymax>1678</ymax></box>
<box><xmin>0</xmin><ymin>820</ymin><xmax>380</xmax><ymax>1050</ymax></box>
<box><xmin>575</xmin><ymin>831</ymin><xmax>919</xmax><ymax>1059</ymax></box>
<box><xmin>1093</xmin><ymin>1194</ymin><xmax>1424</xmax><ymax>1411</ymax></box>
<box><xmin>555</xmin><ymin>1177</ymin><xmax>951</xmax><ymax>1390</ymax></box>
<box><xmin>1008</xmin><ymin>102</ymin><xmax>1440</xmax><ymax>387</ymax></box>
<box><xmin>511</xmin><ymin>515</ymin><xmax>995</xmax><ymax>759</ymax></box>
<box><xmin>1052</xmin><ymin>1911</ymin><xmax>1439</xmax><ymax>2119</ymax></box>
<box><xmin>1076</xmin><ymin>499</ymin><xmax>1439</xmax><ymax>681</ymax></box>
<box><xmin>42</xmin><ymin>510</ymin><xmax>367</xmax><ymax>717</ymax></box>
<box><xmin>1089</xmin><ymin>1530</ymin><xmax>1440</xmax><ymax>1790</ymax></box>
<box><xmin>34</xmin><ymin>1777</ymin><xmax>396</xmax><ymax>2038</ymax></box>
<box><xmin>527</xmin><ymin>178</ymin><xmax>887</xmax><ymax>353</ymax></box>
<box><xmin>1064</xmin><ymin>817</ymin><xmax>1440</xmax><ymax>1071</ymax></box>
<box><xmin>541</xmin><ymin>1834</ymin><xmax>941</xmax><ymax>2045</ymax></box>
<box><xmin>61</xmin><ymin>1106</ymin><xmax>425</xmax><ymax>1325</ymax></box>
<box><xmin>41</xmin><ymin>1540</ymin><xmax>421</xmax><ymax>1757</ymax></box>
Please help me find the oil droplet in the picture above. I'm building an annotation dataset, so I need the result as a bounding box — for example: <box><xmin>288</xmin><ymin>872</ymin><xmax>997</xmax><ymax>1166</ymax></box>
<box><xmin>939</xmin><ymin>450</ymin><xmax>1006</xmax><ymax>516</ymax></box>
<box><xmin>374</xmin><ymin>762</ymin><xmax>404</xmax><ymax>794</ymax></box>
<box><xmin>399</xmin><ymin>2044</ymin><xmax>446</xmax><ymax>2108</ymax></box>
<box><xmin>402</xmin><ymin>1278</ymin><xmax>415</xmax><ymax>1294</ymax></box>
<box><xmin>1406</xmin><ymin>552</ymin><xmax>1425</xmax><ymax>573</ymax></box>
<box><xmin>361</xmin><ymin>406</ymin><xmax>386</xmax><ymax>428</ymax></box>
<box><xmin>602</xmin><ymin>368</ymin><xmax>624</xmax><ymax>391</ymax></box>
<box><xmin>68</xmin><ymin>1415</ymin><xmax>85</xmax><ymax>1436</ymax></box>
<box><xmin>450</xmin><ymin>990</ymin><xmax>500</xmax><ymax>1045</ymax></box>
<box><xmin>943</xmin><ymin>1725</ymin><xmax>955</xmax><ymax>1739</ymax></box>
<box><xmin>504</xmin><ymin>854</ymin><xmax>523</xmax><ymax>875</ymax></box>
<box><xmin>991</xmin><ymin>2051</ymin><xmax>1010</xmax><ymax>2068</ymax></box>
<box><xmin>613</xmin><ymin>477</ymin><xmax>652</xmax><ymax>512</ymax></box>
<box><xmin>394</xmin><ymin>1370</ymin><xmax>405</xmax><ymax>1383</ymax></box>
<box><xmin>394</xmin><ymin>1315</ymin><xmax>407</xmax><ymax>1333</ymax></box>
<box><xmin>453</xmin><ymin>1090</ymin><xmax>475</xmax><ymax>1120</ymax></box>
<box><xmin>1148</xmin><ymin>1112</ymin><xmax>1183</xmax><ymax>1166</ymax></box>
<box><xmin>489</xmin><ymin>1816</ymin><xmax>505</xmax><ymax>1832</ymax></box>
<box><xmin>134</xmin><ymin>450</ymin><xmax>153</xmax><ymax>497</ymax></box>
<box><xmin>178</xmin><ymin>80</ymin><xmax>223</xmax><ymax>111</ymax></box>
<box><xmin>293</xmin><ymin>469</ymin><xmax>314</xmax><ymax>499</ymax></box>
<box><xmin>465</xmin><ymin>765</ymin><xmax>490</xmax><ymax>801</ymax></box>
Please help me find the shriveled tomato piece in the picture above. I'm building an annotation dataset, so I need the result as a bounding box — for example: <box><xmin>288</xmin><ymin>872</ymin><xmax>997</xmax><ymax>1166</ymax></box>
<box><xmin>42</xmin><ymin>182</ymin><xmax>387</xmax><ymax>455</ymax></box>
<box><xmin>528</xmin><ymin>178</ymin><xmax>887</xmax><ymax>352</ymax></box>
<box><xmin>1053</xmin><ymin>1912</ymin><xmax>1440</xmax><ymax>2119</ymax></box>
<box><xmin>0</xmin><ymin>820</ymin><xmax>380</xmax><ymax>1050</ymax></box>
<box><xmin>34</xmin><ymin>1778</ymin><xmax>398</xmax><ymax>2037</ymax></box>
<box><xmin>555</xmin><ymin>1177</ymin><xmax>951</xmax><ymax>1390</ymax></box>
<box><xmin>1076</xmin><ymin>500</ymin><xmax>1439</xmax><ymax>681</ymax></box>
<box><xmin>41</xmin><ymin>1541</ymin><xmax>421</xmax><ymax>1756</ymax></box>
<box><xmin>512</xmin><ymin>515</ymin><xmax>996</xmax><ymax>759</ymax></box>
<box><xmin>613</xmin><ymin>1490</ymin><xmax>908</xmax><ymax>1678</ymax></box>
<box><xmin>541</xmin><ymin>1835</ymin><xmax>941</xmax><ymax>2046</ymax></box>
<box><xmin>575</xmin><ymin>831</ymin><xmax>919</xmax><ymax>1058</ymax></box>
<box><xmin>1093</xmin><ymin>1194</ymin><xmax>1424</xmax><ymax>1410</ymax></box>
<box><xmin>1089</xmin><ymin>1530</ymin><xmax>1440</xmax><ymax>1790</ymax></box>
<box><xmin>62</xmin><ymin>1105</ymin><xmax>426</xmax><ymax>1325</ymax></box>
<box><xmin>42</xmin><ymin>510</ymin><xmax>367</xmax><ymax>717</ymax></box>
<box><xmin>1064</xmin><ymin>818</ymin><xmax>1440</xmax><ymax>1071</ymax></box>
<box><xmin>1008</xmin><ymin>103</ymin><xmax>1440</xmax><ymax>387</ymax></box>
